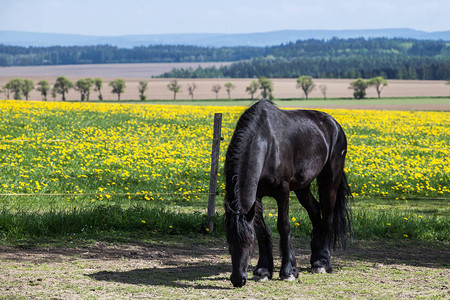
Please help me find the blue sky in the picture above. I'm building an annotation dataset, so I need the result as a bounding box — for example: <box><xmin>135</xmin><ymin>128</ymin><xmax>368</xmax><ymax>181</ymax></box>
<box><xmin>1</xmin><ymin>0</ymin><xmax>449</xmax><ymax>35</ymax></box>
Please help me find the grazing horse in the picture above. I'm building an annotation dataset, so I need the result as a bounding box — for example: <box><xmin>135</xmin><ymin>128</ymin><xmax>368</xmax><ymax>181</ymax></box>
<box><xmin>224</xmin><ymin>100</ymin><xmax>351</xmax><ymax>287</ymax></box>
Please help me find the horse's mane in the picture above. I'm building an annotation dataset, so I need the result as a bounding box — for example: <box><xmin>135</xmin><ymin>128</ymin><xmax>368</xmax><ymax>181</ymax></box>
<box><xmin>224</xmin><ymin>100</ymin><xmax>275</xmax><ymax>212</ymax></box>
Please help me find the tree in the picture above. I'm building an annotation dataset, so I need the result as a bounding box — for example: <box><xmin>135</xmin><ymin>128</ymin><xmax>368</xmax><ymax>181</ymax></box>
<box><xmin>187</xmin><ymin>83</ymin><xmax>196</xmax><ymax>100</ymax></box>
<box><xmin>319</xmin><ymin>84</ymin><xmax>328</xmax><ymax>99</ymax></box>
<box><xmin>5</xmin><ymin>78</ymin><xmax>24</xmax><ymax>100</ymax></box>
<box><xmin>138</xmin><ymin>80</ymin><xmax>148</xmax><ymax>101</ymax></box>
<box><xmin>109</xmin><ymin>79</ymin><xmax>126</xmax><ymax>101</ymax></box>
<box><xmin>446</xmin><ymin>80</ymin><xmax>450</xmax><ymax>96</ymax></box>
<box><xmin>212</xmin><ymin>84</ymin><xmax>221</xmax><ymax>99</ymax></box>
<box><xmin>258</xmin><ymin>76</ymin><xmax>274</xmax><ymax>100</ymax></box>
<box><xmin>245</xmin><ymin>80</ymin><xmax>259</xmax><ymax>99</ymax></box>
<box><xmin>37</xmin><ymin>80</ymin><xmax>50</xmax><ymax>101</ymax></box>
<box><xmin>224</xmin><ymin>82</ymin><xmax>234</xmax><ymax>99</ymax></box>
<box><xmin>349</xmin><ymin>78</ymin><xmax>369</xmax><ymax>99</ymax></box>
<box><xmin>2</xmin><ymin>82</ymin><xmax>11</xmax><ymax>99</ymax></box>
<box><xmin>22</xmin><ymin>79</ymin><xmax>34</xmax><ymax>100</ymax></box>
<box><xmin>93</xmin><ymin>78</ymin><xmax>103</xmax><ymax>101</ymax></box>
<box><xmin>368</xmin><ymin>76</ymin><xmax>388</xmax><ymax>98</ymax></box>
<box><xmin>51</xmin><ymin>88</ymin><xmax>57</xmax><ymax>101</ymax></box>
<box><xmin>75</xmin><ymin>78</ymin><xmax>93</xmax><ymax>101</ymax></box>
<box><xmin>296</xmin><ymin>76</ymin><xmax>315</xmax><ymax>99</ymax></box>
<box><xmin>53</xmin><ymin>76</ymin><xmax>73</xmax><ymax>101</ymax></box>
<box><xmin>167</xmin><ymin>80</ymin><xmax>181</xmax><ymax>100</ymax></box>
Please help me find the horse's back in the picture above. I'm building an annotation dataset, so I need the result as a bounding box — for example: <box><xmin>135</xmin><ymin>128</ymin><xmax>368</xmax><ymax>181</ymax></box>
<box><xmin>226</xmin><ymin>100</ymin><xmax>347</xmax><ymax>194</ymax></box>
<box><xmin>246</xmin><ymin>101</ymin><xmax>347</xmax><ymax>191</ymax></box>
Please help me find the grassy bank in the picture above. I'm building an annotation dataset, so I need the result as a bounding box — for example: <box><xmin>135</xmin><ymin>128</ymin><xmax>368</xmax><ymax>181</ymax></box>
<box><xmin>0</xmin><ymin>199</ymin><xmax>448</xmax><ymax>243</ymax></box>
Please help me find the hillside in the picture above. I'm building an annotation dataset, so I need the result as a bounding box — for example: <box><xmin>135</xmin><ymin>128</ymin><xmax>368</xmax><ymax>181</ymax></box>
<box><xmin>1</xmin><ymin>36</ymin><xmax>449</xmax><ymax>80</ymax></box>
<box><xmin>157</xmin><ymin>38</ymin><xmax>450</xmax><ymax>80</ymax></box>
<box><xmin>1</xmin><ymin>28</ymin><xmax>450</xmax><ymax>48</ymax></box>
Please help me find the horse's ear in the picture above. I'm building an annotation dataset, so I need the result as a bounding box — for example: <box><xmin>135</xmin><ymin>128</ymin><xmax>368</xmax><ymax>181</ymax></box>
<box><xmin>246</xmin><ymin>201</ymin><xmax>256</xmax><ymax>222</ymax></box>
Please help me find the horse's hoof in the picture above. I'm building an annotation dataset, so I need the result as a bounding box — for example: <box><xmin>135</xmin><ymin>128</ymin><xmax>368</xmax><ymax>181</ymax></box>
<box><xmin>254</xmin><ymin>275</ymin><xmax>269</xmax><ymax>282</ymax></box>
<box><xmin>312</xmin><ymin>267</ymin><xmax>326</xmax><ymax>274</ymax></box>
<box><xmin>281</xmin><ymin>274</ymin><xmax>296</xmax><ymax>281</ymax></box>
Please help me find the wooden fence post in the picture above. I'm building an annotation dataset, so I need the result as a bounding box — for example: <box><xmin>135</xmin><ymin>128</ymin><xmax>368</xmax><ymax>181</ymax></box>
<box><xmin>207</xmin><ymin>113</ymin><xmax>222</xmax><ymax>232</ymax></box>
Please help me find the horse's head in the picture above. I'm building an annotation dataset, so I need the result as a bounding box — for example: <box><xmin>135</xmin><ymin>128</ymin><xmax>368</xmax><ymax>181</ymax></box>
<box><xmin>225</xmin><ymin>201</ymin><xmax>256</xmax><ymax>287</ymax></box>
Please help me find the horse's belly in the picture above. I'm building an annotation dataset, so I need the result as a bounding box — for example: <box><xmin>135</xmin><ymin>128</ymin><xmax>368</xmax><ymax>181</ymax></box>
<box><xmin>288</xmin><ymin>164</ymin><xmax>323</xmax><ymax>191</ymax></box>
<box><xmin>288</xmin><ymin>176</ymin><xmax>313</xmax><ymax>190</ymax></box>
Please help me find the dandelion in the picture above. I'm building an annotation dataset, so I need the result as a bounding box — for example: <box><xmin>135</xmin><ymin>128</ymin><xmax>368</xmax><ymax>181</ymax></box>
<box><xmin>205</xmin><ymin>228</ymin><xmax>210</xmax><ymax>232</ymax></box>
<box><xmin>141</xmin><ymin>220</ymin><xmax>146</xmax><ymax>224</ymax></box>
<box><xmin>291</xmin><ymin>217</ymin><xmax>296</xmax><ymax>222</ymax></box>
<box><xmin>403</xmin><ymin>234</ymin><xmax>408</xmax><ymax>238</ymax></box>
<box><xmin>404</xmin><ymin>217</ymin><xmax>408</xmax><ymax>221</ymax></box>
<box><xmin>295</xmin><ymin>222</ymin><xmax>300</xmax><ymax>226</ymax></box>
<box><xmin>169</xmin><ymin>225</ymin><xmax>173</xmax><ymax>229</ymax></box>
<box><xmin>387</xmin><ymin>223</ymin><xmax>391</xmax><ymax>226</ymax></box>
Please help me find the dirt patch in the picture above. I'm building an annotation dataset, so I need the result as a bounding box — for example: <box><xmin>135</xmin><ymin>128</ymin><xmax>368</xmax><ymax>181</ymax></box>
<box><xmin>1</xmin><ymin>237</ymin><xmax>448</xmax><ymax>299</ymax></box>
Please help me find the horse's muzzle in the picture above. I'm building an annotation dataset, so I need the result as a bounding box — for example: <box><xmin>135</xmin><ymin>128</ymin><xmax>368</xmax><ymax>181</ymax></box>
<box><xmin>230</xmin><ymin>273</ymin><xmax>247</xmax><ymax>287</ymax></box>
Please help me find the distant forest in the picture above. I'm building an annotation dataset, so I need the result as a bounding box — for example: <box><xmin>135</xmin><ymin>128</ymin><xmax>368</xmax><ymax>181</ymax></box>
<box><xmin>1</xmin><ymin>38</ymin><xmax>449</xmax><ymax>80</ymax></box>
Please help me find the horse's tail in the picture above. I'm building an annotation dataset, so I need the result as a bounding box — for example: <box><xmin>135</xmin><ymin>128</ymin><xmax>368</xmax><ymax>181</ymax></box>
<box><xmin>333</xmin><ymin>172</ymin><xmax>353</xmax><ymax>249</ymax></box>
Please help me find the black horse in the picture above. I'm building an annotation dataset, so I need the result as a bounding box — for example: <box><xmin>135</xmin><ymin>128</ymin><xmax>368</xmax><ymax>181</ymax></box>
<box><xmin>224</xmin><ymin>100</ymin><xmax>351</xmax><ymax>287</ymax></box>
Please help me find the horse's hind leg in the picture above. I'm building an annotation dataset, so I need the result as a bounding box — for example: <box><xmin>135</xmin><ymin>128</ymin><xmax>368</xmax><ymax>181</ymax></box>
<box><xmin>276</xmin><ymin>182</ymin><xmax>299</xmax><ymax>281</ymax></box>
<box><xmin>253</xmin><ymin>197</ymin><xmax>273</xmax><ymax>282</ymax></box>
<box><xmin>313</xmin><ymin>166</ymin><xmax>344</xmax><ymax>273</ymax></box>
<box><xmin>294</xmin><ymin>185</ymin><xmax>322</xmax><ymax>269</ymax></box>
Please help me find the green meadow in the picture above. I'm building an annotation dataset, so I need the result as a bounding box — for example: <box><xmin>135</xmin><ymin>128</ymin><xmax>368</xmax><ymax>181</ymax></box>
<box><xmin>0</xmin><ymin>100</ymin><xmax>448</xmax><ymax>242</ymax></box>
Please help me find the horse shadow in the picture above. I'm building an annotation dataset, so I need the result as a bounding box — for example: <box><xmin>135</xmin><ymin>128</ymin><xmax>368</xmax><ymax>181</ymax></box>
<box><xmin>87</xmin><ymin>262</ymin><xmax>232</xmax><ymax>290</ymax></box>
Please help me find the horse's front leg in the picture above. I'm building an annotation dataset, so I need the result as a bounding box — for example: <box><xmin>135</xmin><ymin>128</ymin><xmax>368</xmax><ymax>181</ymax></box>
<box><xmin>276</xmin><ymin>182</ymin><xmax>299</xmax><ymax>281</ymax></box>
<box><xmin>253</xmin><ymin>198</ymin><xmax>274</xmax><ymax>282</ymax></box>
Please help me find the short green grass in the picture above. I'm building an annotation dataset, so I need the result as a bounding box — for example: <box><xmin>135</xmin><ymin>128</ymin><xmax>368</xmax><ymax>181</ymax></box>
<box><xmin>137</xmin><ymin>96</ymin><xmax>450</xmax><ymax>108</ymax></box>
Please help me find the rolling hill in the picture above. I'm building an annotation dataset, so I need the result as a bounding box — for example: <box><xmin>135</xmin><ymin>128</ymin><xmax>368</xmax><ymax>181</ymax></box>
<box><xmin>1</xmin><ymin>28</ymin><xmax>449</xmax><ymax>48</ymax></box>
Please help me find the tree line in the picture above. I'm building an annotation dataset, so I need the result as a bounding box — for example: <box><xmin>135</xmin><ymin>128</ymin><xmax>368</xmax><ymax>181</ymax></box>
<box><xmin>159</xmin><ymin>55</ymin><xmax>450</xmax><ymax>80</ymax></box>
<box><xmin>2</xmin><ymin>77</ymin><xmax>106</xmax><ymax>101</ymax></box>
<box><xmin>3</xmin><ymin>76</ymin><xmax>427</xmax><ymax>101</ymax></box>
<box><xmin>0</xmin><ymin>38</ymin><xmax>449</xmax><ymax>80</ymax></box>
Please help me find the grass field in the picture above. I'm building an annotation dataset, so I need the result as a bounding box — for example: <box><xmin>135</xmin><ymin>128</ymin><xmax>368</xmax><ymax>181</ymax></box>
<box><xmin>0</xmin><ymin>99</ymin><xmax>449</xmax><ymax>298</ymax></box>
<box><xmin>0</xmin><ymin>100</ymin><xmax>448</xmax><ymax>241</ymax></box>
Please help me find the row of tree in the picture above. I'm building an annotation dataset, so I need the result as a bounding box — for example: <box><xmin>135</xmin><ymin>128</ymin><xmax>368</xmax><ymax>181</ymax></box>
<box><xmin>2</xmin><ymin>77</ymin><xmax>109</xmax><ymax>101</ymax></box>
<box><xmin>0</xmin><ymin>77</ymin><xmax>273</xmax><ymax>101</ymax></box>
<box><xmin>2</xmin><ymin>76</ymin><xmax>401</xmax><ymax>101</ymax></box>
<box><xmin>1</xmin><ymin>38</ymin><xmax>449</xmax><ymax>80</ymax></box>
<box><xmin>295</xmin><ymin>76</ymin><xmax>389</xmax><ymax>99</ymax></box>
<box><xmin>159</xmin><ymin>56</ymin><xmax>450</xmax><ymax>80</ymax></box>
<box><xmin>166</xmin><ymin>77</ymin><xmax>275</xmax><ymax>100</ymax></box>
<box><xmin>1</xmin><ymin>38</ymin><xmax>448</xmax><ymax>66</ymax></box>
